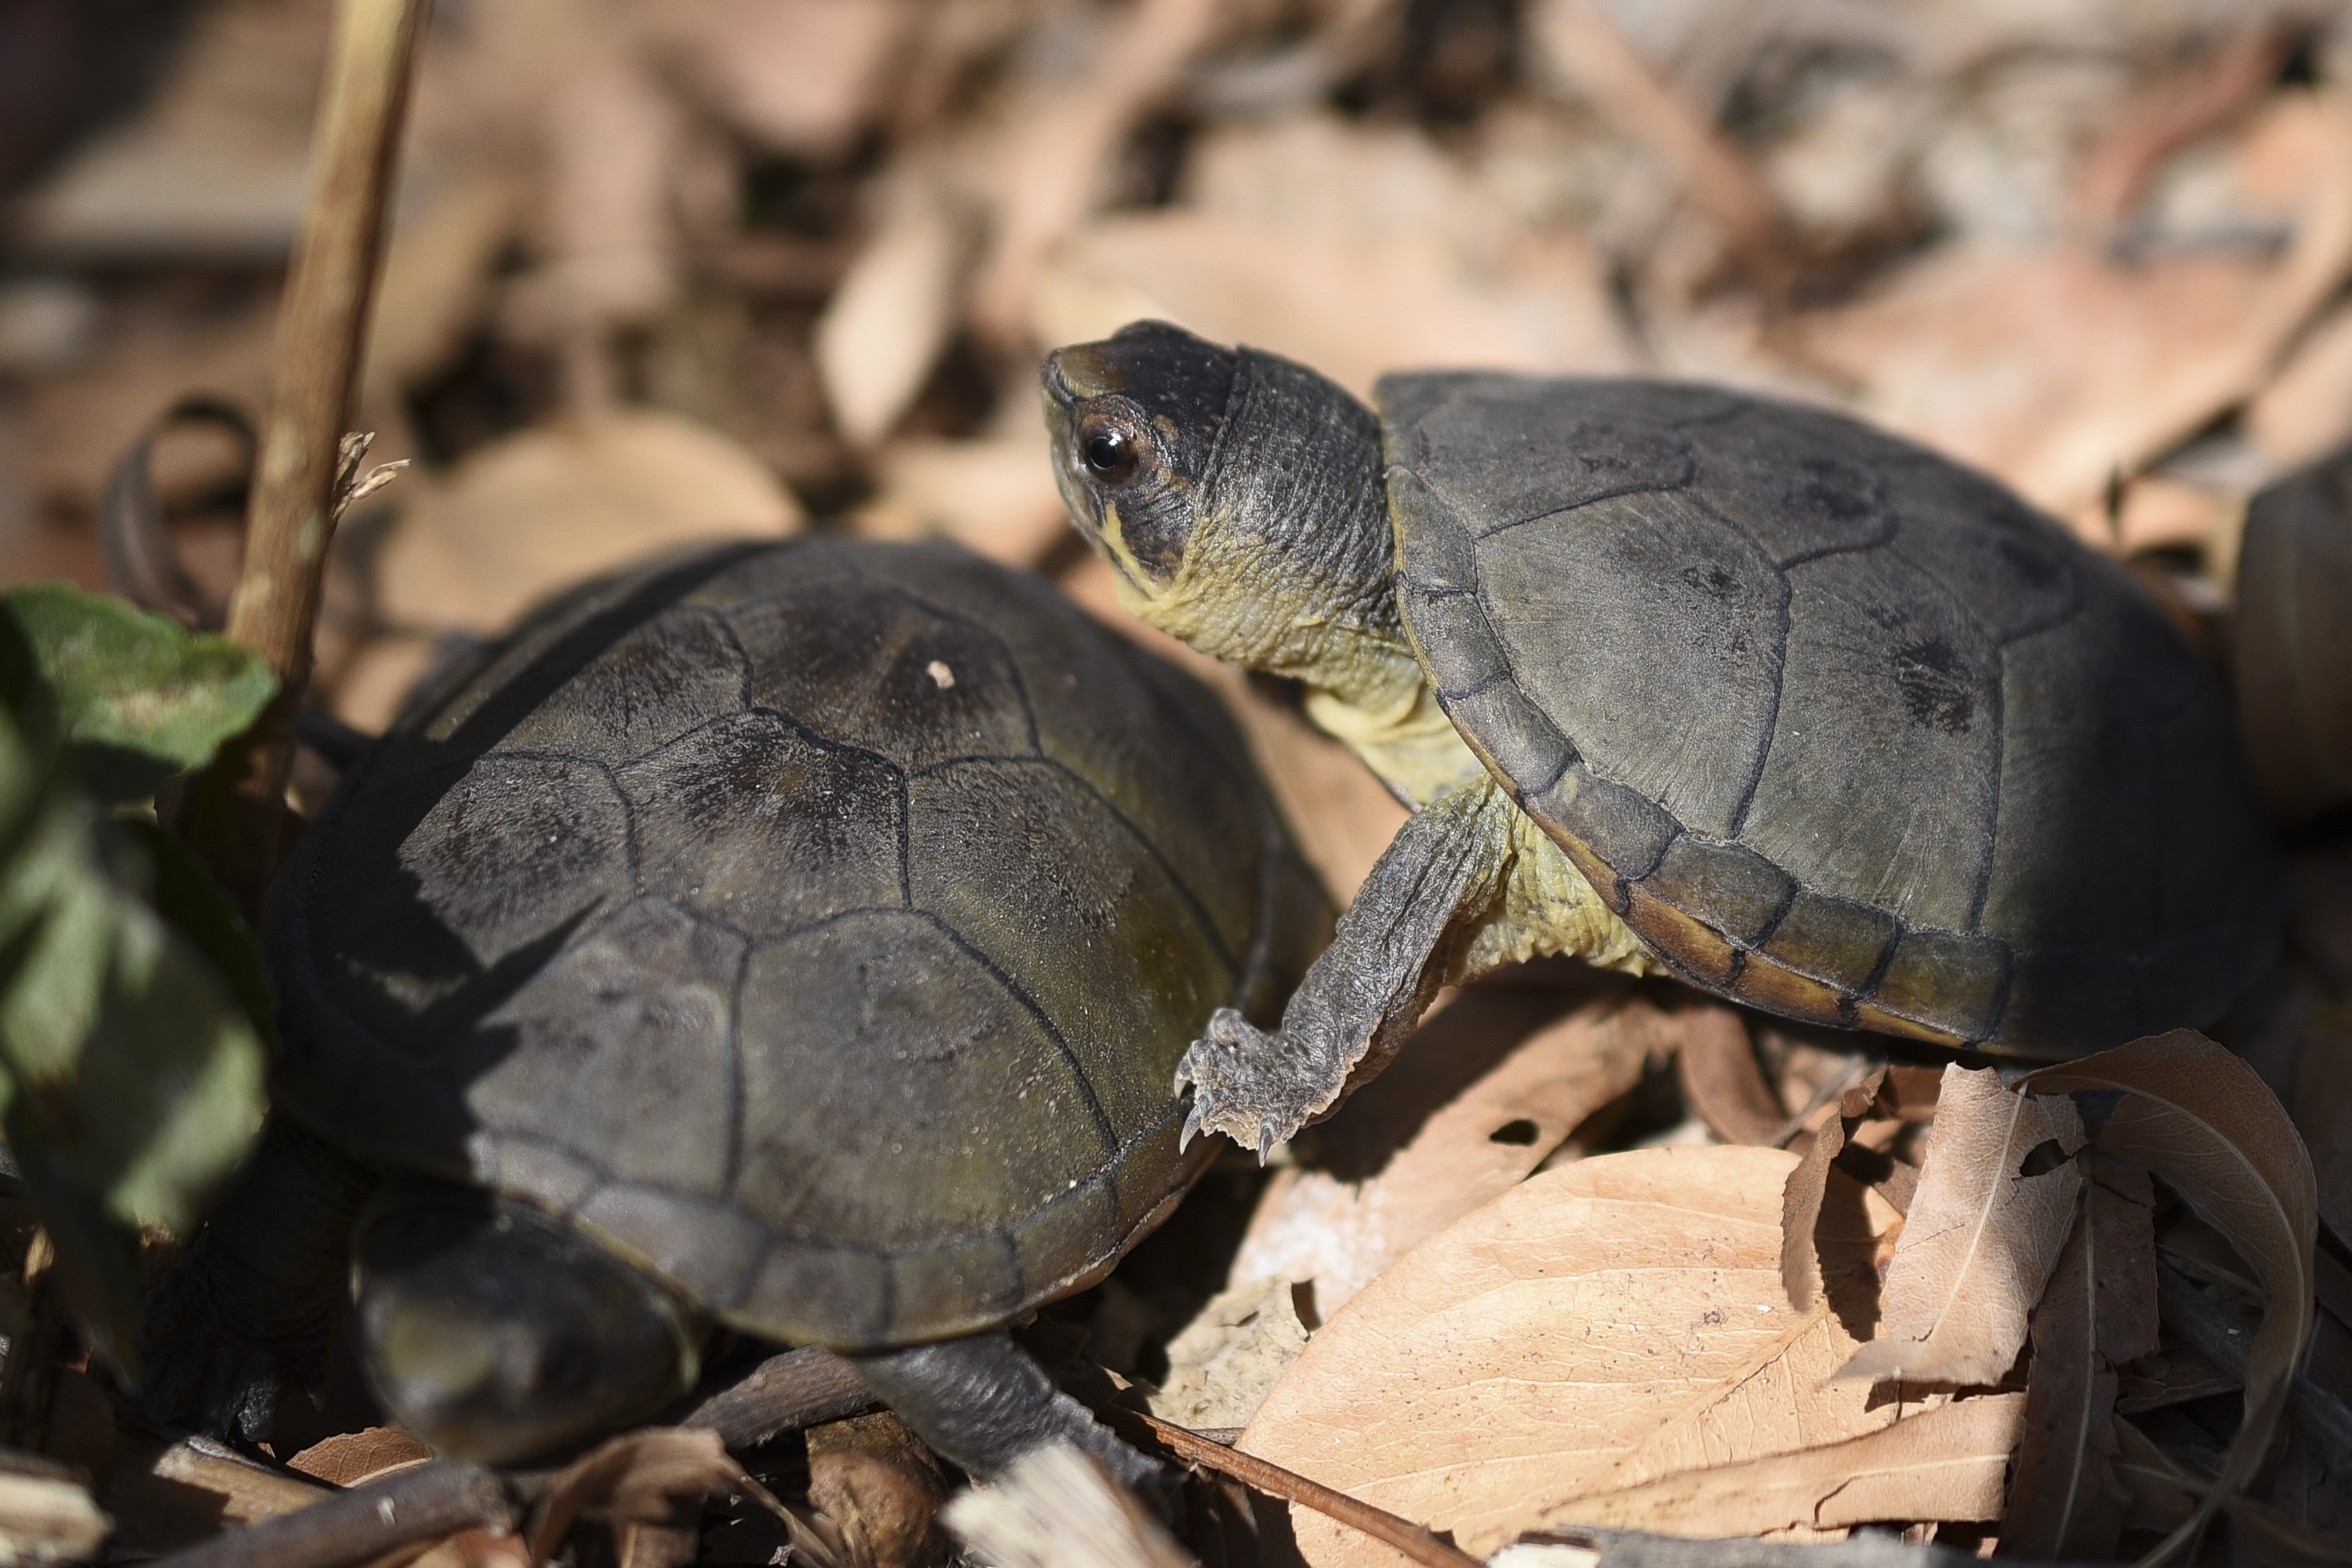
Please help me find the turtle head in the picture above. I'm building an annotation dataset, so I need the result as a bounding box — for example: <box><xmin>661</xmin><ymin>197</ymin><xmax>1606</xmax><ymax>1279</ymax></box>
<box><xmin>353</xmin><ymin>1183</ymin><xmax>701</xmax><ymax>1464</ymax></box>
<box><xmin>1041</xmin><ymin>321</ymin><xmax>1403</xmax><ymax>689</ymax></box>
<box><xmin>1040</xmin><ymin>320</ymin><xmax>1235</xmax><ymax>593</ymax></box>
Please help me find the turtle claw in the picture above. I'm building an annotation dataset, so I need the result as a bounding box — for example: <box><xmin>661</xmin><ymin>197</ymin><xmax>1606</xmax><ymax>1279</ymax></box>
<box><xmin>1170</xmin><ymin>1007</ymin><xmax>1334</xmax><ymax>1162</ymax></box>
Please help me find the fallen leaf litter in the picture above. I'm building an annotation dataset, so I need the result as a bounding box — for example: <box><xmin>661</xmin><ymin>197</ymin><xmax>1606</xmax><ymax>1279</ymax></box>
<box><xmin>0</xmin><ymin>0</ymin><xmax>2349</xmax><ymax>1564</ymax></box>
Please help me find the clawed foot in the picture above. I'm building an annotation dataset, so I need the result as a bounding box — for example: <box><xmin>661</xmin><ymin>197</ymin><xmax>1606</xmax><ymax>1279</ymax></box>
<box><xmin>1173</xmin><ymin>1008</ymin><xmax>1344</xmax><ymax>1162</ymax></box>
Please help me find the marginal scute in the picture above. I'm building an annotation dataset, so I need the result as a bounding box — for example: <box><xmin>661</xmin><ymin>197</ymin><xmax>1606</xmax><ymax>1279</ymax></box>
<box><xmin>1859</xmin><ymin>927</ymin><xmax>2007</xmax><ymax>1042</ymax></box>
<box><xmin>890</xmin><ymin>1232</ymin><xmax>1024</xmax><ymax>1339</ymax></box>
<box><xmin>1387</xmin><ymin>467</ymin><xmax>1478</xmax><ymax>592</ymax></box>
<box><xmin>1757</xmin><ymin>890</ymin><xmax>1899</xmax><ymax>995</ymax></box>
<box><xmin>2001</xmin><ymin>948</ymin><xmax>2141</xmax><ymax>1057</ymax></box>
<box><xmin>574</xmin><ymin>1184</ymin><xmax>772</xmax><ymax>1314</ymax></box>
<box><xmin>1443</xmin><ymin>682</ymin><xmax>1573</xmax><ymax>796</ymax></box>
<box><xmin>746</xmin><ymin>1243</ymin><xmax>892</xmax><ymax>1346</ymax></box>
<box><xmin>1638</xmin><ymin>836</ymin><xmax>1794</xmax><ymax>948</ymax></box>
<box><xmin>1525</xmin><ymin>768</ymin><xmax>1676</xmax><ymax>881</ymax></box>
<box><xmin>1011</xmin><ymin>1177</ymin><xmax>1123</xmax><ymax>1303</ymax></box>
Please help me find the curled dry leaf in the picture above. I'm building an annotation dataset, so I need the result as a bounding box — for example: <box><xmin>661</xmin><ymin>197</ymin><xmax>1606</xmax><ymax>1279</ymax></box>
<box><xmin>1239</xmin><ymin>1145</ymin><xmax>1906</xmax><ymax>1565</ymax></box>
<box><xmin>1779</xmin><ymin>1067</ymin><xmax>1886</xmax><ymax>1314</ymax></box>
<box><xmin>2234</xmin><ymin>444</ymin><xmax>2352</xmax><ymax>826</ymax></box>
<box><xmin>2021</xmin><ymin>1030</ymin><xmax>2319</xmax><ymax>1544</ymax></box>
<box><xmin>1837</xmin><ymin>1065</ymin><xmax>2084</xmax><ymax>1388</ymax></box>
<box><xmin>941</xmin><ymin>1441</ymin><xmax>1193</xmax><ymax>1568</ymax></box>
<box><xmin>969</xmin><ymin>0</ymin><xmax>1225</xmax><ymax>345</ymax></box>
<box><xmin>376</xmin><ymin>410</ymin><xmax>805</xmax><ymax>635</ymax></box>
<box><xmin>1227</xmin><ymin>983</ymin><xmax>1666</xmax><ymax>1316</ymax></box>
<box><xmin>1998</xmin><ymin>1152</ymin><xmax>2157</xmax><ymax>1561</ymax></box>
<box><xmin>526</xmin><ymin>1426</ymin><xmax>766</xmax><ymax>1565</ymax></box>
<box><xmin>1676</xmin><ymin>1008</ymin><xmax>1781</xmax><ymax>1147</ymax></box>
<box><xmin>807</xmin><ymin>1411</ymin><xmax>949</xmax><ymax>1568</ymax></box>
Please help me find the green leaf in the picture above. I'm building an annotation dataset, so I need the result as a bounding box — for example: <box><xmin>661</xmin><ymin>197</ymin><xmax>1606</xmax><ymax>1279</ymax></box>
<box><xmin>125</xmin><ymin>817</ymin><xmax>277</xmax><ymax>1054</ymax></box>
<box><xmin>0</xmin><ymin>699</ymin><xmax>269</xmax><ymax>1366</ymax></box>
<box><xmin>0</xmin><ymin>582</ymin><xmax>275</xmax><ymax>805</ymax></box>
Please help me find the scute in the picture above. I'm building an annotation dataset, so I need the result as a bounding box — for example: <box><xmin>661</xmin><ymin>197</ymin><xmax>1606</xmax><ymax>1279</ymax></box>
<box><xmin>736</xmin><ymin>584</ymin><xmax>1034</xmax><ymax>769</ymax></box>
<box><xmin>1474</xmin><ymin>484</ymin><xmax>1783</xmax><ymax>838</ymax></box>
<box><xmin>619</xmin><ymin>712</ymin><xmax>903</xmax><ymax>938</ymax></box>
<box><xmin>1382</xmin><ymin>370</ymin><xmax>2283</xmax><ymax>1054</ymax></box>
<box><xmin>907</xmin><ymin>758</ymin><xmax>1235</xmax><ymax>1144</ymax></box>
<box><xmin>272</xmin><ymin>538</ymin><xmax>1318</xmax><ymax>1347</ymax></box>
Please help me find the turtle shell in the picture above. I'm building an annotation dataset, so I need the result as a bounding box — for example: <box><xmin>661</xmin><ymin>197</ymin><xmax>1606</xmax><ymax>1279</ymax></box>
<box><xmin>269</xmin><ymin>538</ymin><xmax>1322</xmax><ymax>1348</ymax></box>
<box><xmin>1381</xmin><ymin>373</ymin><xmax>2283</xmax><ymax>1056</ymax></box>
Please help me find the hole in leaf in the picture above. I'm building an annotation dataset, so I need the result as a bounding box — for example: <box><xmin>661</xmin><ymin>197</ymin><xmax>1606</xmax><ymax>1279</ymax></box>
<box><xmin>2017</xmin><ymin>1138</ymin><xmax>2072</xmax><ymax>1178</ymax></box>
<box><xmin>1489</xmin><ymin>1119</ymin><xmax>1541</xmax><ymax>1146</ymax></box>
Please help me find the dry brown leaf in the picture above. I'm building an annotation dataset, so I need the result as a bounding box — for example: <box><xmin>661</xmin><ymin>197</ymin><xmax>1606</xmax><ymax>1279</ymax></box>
<box><xmin>2235</xmin><ymin>447</ymin><xmax>2352</xmax><ymax>826</ymax></box>
<box><xmin>2248</xmin><ymin>301</ymin><xmax>2352</xmax><ymax>465</ymax></box>
<box><xmin>854</xmin><ymin>433</ymin><xmax>1071</xmax><ymax>566</ymax></box>
<box><xmin>526</xmin><ymin>1427</ymin><xmax>759</xmax><ymax>1565</ymax></box>
<box><xmin>2023</xmin><ymin>1030</ymin><xmax>2319</xmax><ymax>1546</ymax></box>
<box><xmin>807</xmin><ymin>1411</ymin><xmax>949</xmax><ymax>1568</ymax></box>
<box><xmin>816</xmin><ymin>175</ymin><xmax>981</xmax><ymax>446</ymax></box>
<box><xmin>2067</xmin><ymin>26</ymin><xmax>2297</xmax><ymax>230</ymax></box>
<box><xmin>1035</xmin><ymin>211</ymin><xmax>1629</xmax><ymax>404</ymax></box>
<box><xmin>285</xmin><ymin>1425</ymin><xmax>435</xmax><ymax>1488</ymax></box>
<box><xmin>1554</xmin><ymin>1393</ymin><xmax>2026</xmax><ymax>1537</ymax></box>
<box><xmin>1226</xmin><ymin>984</ymin><xmax>1666</xmax><ymax>1316</ymax></box>
<box><xmin>651</xmin><ymin>0</ymin><xmax>912</xmax><ymax>159</ymax></box>
<box><xmin>1146</xmin><ymin>1277</ymin><xmax>1313</xmax><ymax>1431</ymax></box>
<box><xmin>376</xmin><ymin>410</ymin><xmax>804</xmax><ymax>634</ymax></box>
<box><xmin>1998</xmin><ymin>1152</ymin><xmax>2157</xmax><ymax>1559</ymax></box>
<box><xmin>1838</xmin><ymin>1065</ymin><xmax>2083</xmax><ymax>1387</ymax></box>
<box><xmin>104</xmin><ymin>1435</ymin><xmax>330</xmax><ymax>1554</ymax></box>
<box><xmin>1677</xmin><ymin>1008</ymin><xmax>1781</xmax><ymax>1146</ymax></box>
<box><xmin>969</xmin><ymin>0</ymin><xmax>1226</xmax><ymax>345</ymax></box>
<box><xmin>1239</xmin><ymin>1145</ymin><xmax>1903</xmax><ymax>1565</ymax></box>
<box><xmin>1792</xmin><ymin>95</ymin><xmax>2352</xmax><ymax>523</ymax></box>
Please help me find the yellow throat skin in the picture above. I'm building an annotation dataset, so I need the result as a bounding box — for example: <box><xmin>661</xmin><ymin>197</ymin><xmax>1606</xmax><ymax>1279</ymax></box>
<box><xmin>1109</xmin><ymin>506</ymin><xmax>1653</xmax><ymax>985</ymax></box>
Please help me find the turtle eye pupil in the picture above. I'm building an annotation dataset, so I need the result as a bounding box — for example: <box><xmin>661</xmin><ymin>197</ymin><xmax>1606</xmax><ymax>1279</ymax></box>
<box><xmin>1083</xmin><ymin>424</ymin><xmax>1139</xmax><ymax>484</ymax></box>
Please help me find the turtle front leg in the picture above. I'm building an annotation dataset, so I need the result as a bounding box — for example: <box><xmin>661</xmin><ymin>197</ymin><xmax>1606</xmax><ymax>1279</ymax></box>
<box><xmin>849</xmin><ymin>1333</ymin><xmax>1164</xmax><ymax>1494</ymax></box>
<box><xmin>1178</xmin><ymin>775</ymin><xmax>1516</xmax><ymax>1158</ymax></box>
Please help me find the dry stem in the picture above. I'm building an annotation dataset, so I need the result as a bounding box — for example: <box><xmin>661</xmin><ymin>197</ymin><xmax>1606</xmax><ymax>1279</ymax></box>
<box><xmin>178</xmin><ymin>0</ymin><xmax>430</xmax><ymax>915</ymax></box>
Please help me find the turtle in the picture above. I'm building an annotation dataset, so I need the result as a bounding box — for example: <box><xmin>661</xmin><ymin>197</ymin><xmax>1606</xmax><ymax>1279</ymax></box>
<box><xmin>1038</xmin><ymin>320</ymin><xmax>2286</xmax><ymax>1158</ymax></box>
<box><xmin>145</xmin><ymin>536</ymin><xmax>1328</xmax><ymax>1484</ymax></box>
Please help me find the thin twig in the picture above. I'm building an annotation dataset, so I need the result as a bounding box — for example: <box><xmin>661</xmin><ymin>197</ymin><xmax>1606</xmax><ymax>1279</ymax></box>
<box><xmin>177</xmin><ymin>0</ymin><xmax>431</xmax><ymax>918</ymax></box>
<box><xmin>1107</xmin><ymin>1408</ymin><xmax>1481</xmax><ymax>1568</ymax></box>
<box><xmin>141</xmin><ymin>1459</ymin><xmax>516</xmax><ymax>1568</ymax></box>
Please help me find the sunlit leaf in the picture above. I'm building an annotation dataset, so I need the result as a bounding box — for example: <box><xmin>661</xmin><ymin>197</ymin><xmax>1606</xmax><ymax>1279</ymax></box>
<box><xmin>0</xmin><ymin>582</ymin><xmax>275</xmax><ymax>805</ymax></box>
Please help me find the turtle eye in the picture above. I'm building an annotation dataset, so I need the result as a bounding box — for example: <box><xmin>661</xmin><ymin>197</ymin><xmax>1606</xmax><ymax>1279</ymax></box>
<box><xmin>1080</xmin><ymin>417</ymin><xmax>1142</xmax><ymax>486</ymax></box>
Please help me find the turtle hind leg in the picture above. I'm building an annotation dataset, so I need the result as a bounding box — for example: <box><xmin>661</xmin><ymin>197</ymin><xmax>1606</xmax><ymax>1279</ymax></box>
<box><xmin>848</xmin><ymin>1332</ymin><xmax>1166</xmax><ymax>1497</ymax></box>
<box><xmin>140</xmin><ymin>1113</ymin><xmax>378</xmax><ymax>1441</ymax></box>
<box><xmin>1178</xmin><ymin>775</ymin><xmax>1518</xmax><ymax>1158</ymax></box>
